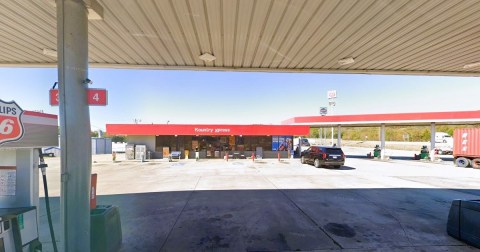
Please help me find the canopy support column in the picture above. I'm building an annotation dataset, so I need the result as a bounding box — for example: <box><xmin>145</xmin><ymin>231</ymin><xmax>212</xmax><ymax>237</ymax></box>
<box><xmin>57</xmin><ymin>0</ymin><xmax>91</xmax><ymax>251</ymax></box>
<box><xmin>380</xmin><ymin>124</ymin><xmax>386</xmax><ymax>160</ymax></box>
<box><xmin>337</xmin><ymin>125</ymin><xmax>342</xmax><ymax>147</ymax></box>
<box><xmin>430</xmin><ymin>122</ymin><xmax>436</xmax><ymax>151</ymax></box>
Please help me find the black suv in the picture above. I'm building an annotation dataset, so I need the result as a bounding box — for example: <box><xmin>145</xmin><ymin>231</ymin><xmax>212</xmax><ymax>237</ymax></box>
<box><xmin>300</xmin><ymin>146</ymin><xmax>345</xmax><ymax>168</ymax></box>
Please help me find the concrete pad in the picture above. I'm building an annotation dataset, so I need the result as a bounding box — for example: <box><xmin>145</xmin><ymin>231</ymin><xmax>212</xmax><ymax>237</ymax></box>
<box><xmin>195</xmin><ymin>176</ymin><xmax>275</xmax><ymax>190</ymax></box>
<box><xmin>283</xmin><ymin>189</ymin><xmax>412</xmax><ymax>249</ymax></box>
<box><xmin>36</xmin><ymin>151</ymin><xmax>480</xmax><ymax>251</ymax></box>
<box><xmin>160</xmin><ymin>190</ymin><xmax>338</xmax><ymax>251</ymax></box>
<box><xmin>283</xmin><ymin>187</ymin><xmax>479</xmax><ymax>249</ymax></box>
<box><xmin>95</xmin><ymin>192</ymin><xmax>192</xmax><ymax>252</ymax></box>
<box><xmin>267</xmin><ymin>175</ymin><xmax>386</xmax><ymax>189</ymax></box>
<box><xmin>398</xmin><ymin>176</ymin><xmax>480</xmax><ymax>191</ymax></box>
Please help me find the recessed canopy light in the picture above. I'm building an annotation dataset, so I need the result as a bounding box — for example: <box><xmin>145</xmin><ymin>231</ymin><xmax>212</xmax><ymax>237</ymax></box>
<box><xmin>43</xmin><ymin>48</ymin><xmax>57</xmax><ymax>58</ymax></box>
<box><xmin>86</xmin><ymin>0</ymin><xmax>104</xmax><ymax>20</ymax></box>
<box><xmin>199</xmin><ymin>53</ymin><xmax>216</xmax><ymax>62</ymax></box>
<box><xmin>338</xmin><ymin>57</ymin><xmax>355</xmax><ymax>66</ymax></box>
<box><xmin>463</xmin><ymin>62</ymin><xmax>480</xmax><ymax>69</ymax></box>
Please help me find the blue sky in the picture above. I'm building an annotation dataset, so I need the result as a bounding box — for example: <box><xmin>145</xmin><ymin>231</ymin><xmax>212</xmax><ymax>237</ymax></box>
<box><xmin>1</xmin><ymin>67</ymin><xmax>479</xmax><ymax>130</ymax></box>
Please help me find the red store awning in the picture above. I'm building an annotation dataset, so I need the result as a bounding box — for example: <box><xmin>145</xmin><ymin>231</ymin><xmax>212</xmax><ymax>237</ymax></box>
<box><xmin>106</xmin><ymin>124</ymin><xmax>310</xmax><ymax>136</ymax></box>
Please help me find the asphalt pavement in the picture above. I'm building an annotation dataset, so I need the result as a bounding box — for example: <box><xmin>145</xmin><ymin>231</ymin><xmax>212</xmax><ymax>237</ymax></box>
<box><xmin>37</xmin><ymin>149</ymin><xmax>480</xmax><ymax>251</ymax></box>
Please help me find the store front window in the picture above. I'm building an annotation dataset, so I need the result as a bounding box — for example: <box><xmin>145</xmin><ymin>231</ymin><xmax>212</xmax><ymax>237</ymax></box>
<box><xmin>155</xmin><ymin>135</ymin><xmax>277</xmax><ymax>158</ymax></box>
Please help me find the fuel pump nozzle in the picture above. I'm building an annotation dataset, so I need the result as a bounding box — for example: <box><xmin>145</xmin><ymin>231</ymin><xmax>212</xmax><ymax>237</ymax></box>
<box><xmin>38</xmin><ymin>151</ymin><xmax>48</xmax><ymax>175</ymax></box>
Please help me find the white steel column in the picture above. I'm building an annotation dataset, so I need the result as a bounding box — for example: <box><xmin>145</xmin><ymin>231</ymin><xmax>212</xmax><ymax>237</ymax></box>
<box><xmin>57</xmin><ymin>0</ymin><xmax>91</xmax><ymax>251</ymax></box>
<box><xmin>331</xmin><ymin>127</ymin><xmax>334</xmax><ymax>145</ymax></box>
<box><xmin>380</xmin><ymin>124</ymin><xmax>386</xmax><ymax>160</ymax></box>
<box><xmin>430</xmin><ymin>122</ymin><xmax>436</xmax><ymax>151</ymax></box>
<box><xmin>337</xmin><ymin>125</ymin><xmax>342</xmax><ymax>147</ymax></box>
<box><xmin>318</xmin><ymin>128</ymin><xmax>322</xmax><ymax>144</ymax></box>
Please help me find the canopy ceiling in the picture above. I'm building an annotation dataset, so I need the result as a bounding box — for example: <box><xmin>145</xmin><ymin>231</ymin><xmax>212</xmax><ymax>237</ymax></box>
<box><xmin>3</xmin><ymin>0</ymin><xmax>480</xmax><ymax>76</ymax></box>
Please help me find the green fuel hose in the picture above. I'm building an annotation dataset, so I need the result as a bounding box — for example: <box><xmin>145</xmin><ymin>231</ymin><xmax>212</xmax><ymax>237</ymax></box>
<box><xmin>39</xmin><ymin>150</ymin><xmax>59</xmax><ymax>252</ymax></box>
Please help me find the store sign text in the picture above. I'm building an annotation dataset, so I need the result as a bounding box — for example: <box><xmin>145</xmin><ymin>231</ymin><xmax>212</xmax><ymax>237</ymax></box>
<box><xmin>194</xmin><ymin>128</ymin><xmax>231</xmax><ymax>134</ymax></box>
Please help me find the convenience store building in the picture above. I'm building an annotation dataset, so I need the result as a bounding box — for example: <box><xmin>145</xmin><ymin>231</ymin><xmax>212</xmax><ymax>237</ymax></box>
<box><xmin>106</xmin><ymin>124</ymin><xmax>310</xmax><ymax>159</ymax></box>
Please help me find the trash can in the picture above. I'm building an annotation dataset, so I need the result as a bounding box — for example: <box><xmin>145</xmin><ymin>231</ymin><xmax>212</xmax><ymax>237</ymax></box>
<box><xmin>373</xmin><ymin>145</ymin><xmax>381</xmax><ymax>158</ymax></box>
<box><xmin>447</xmin><ymin>199</ymin><xmax>480</xmax><ymax>248</ymax></box>
<box><xmin>146</xmin><ymin>151</ymin><xmax>151</xmax><ymax>160</ymax></box>
<box><xmin>420</xmin><ymin>146</ymin><xmax>429</xmax><ymax>159</ymax></box>
<box><xmin>91</xmin><ymin>205</ymin><xmax>122</xmax><ymax>252</ymax></box>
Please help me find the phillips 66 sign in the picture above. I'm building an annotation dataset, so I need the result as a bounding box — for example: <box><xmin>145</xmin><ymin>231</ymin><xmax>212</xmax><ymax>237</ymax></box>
<box><xmin>0</xmin><ymin>100</ymin><xmax>24</xmax><ymax>145</ymax></box>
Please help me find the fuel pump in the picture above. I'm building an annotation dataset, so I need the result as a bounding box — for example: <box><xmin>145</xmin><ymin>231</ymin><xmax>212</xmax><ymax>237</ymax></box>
<box><xmin>0</xmin><ymin>100</ymin><xmax>58</xmax><ymax>251</ymax></box>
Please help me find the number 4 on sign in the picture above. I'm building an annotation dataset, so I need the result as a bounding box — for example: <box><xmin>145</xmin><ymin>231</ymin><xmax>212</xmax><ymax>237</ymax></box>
<box><xmin>87</xmin><ymin>89</ymin><xmax>107</xmax><ymax>105</ymax></box>
<box><xmin>49</xmin><ymin>89</ymin><xmax>108</xmax><ymax>106</ymax></box>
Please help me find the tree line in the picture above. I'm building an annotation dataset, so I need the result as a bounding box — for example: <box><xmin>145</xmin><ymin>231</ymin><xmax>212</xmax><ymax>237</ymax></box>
<box><xmin>309</xmin><ymin>125</ymin><xmax>479</xmax><ymax>142</ymax></box>
<box><xmin>90</xmin><ymin>131</ymin><xmax>126</xmax><ymax>142</ymax></box>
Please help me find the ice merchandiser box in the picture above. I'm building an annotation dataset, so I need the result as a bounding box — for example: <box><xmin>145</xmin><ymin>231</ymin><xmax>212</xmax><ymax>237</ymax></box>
<box><xmin>0</xmin><ymin>100</ymin><xmax>58</xmax><ymax>251</ymax></box>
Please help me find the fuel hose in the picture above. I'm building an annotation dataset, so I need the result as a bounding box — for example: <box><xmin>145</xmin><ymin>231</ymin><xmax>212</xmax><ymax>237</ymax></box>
<box><xmin>38</xmin><ymin>149</ymin><xmax>59</xmax><ymax>252</ymax></box>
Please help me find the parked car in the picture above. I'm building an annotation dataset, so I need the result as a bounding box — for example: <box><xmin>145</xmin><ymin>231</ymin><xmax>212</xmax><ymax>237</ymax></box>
<box><xmin>300</xmin><ymin>145</ymin><xmax>345</xmax><ymax>168</ymax></box>
<box><xmin>42</xmin><ymin>147</ymin><xmax>60</xmax><ymax>157</ymax></box>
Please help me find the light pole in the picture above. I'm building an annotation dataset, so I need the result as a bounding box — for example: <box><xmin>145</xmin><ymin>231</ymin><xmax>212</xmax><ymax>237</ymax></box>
<box><xmin>328</xmin><ymin>90</ymin><xmax>337</xmax><ymax>145</ymax></box>
<box><xmin>319</xmin><ymin>107</ymin><xmax>327</xmax><ymax>145</ymax></box>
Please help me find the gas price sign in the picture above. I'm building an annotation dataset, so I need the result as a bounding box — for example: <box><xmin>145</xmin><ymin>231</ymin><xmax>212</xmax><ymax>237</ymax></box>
<box><xmin>50</xmin><ymin>89</ymin><xmax>108</xmax><ymax>106</ymax></box>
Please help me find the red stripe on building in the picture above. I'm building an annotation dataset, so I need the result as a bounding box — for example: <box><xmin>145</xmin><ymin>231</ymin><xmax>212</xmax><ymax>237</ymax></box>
<box><xmin>106</xmin><ymin>124</ymin><xmax>310</xmax><ymax>136</ymax></box>
<box><xmin>282</xmin><ymin>111</ymin><xmax>480</xmax><ymax>125</ymax></box>
<box><xmin>24</xmin><ymin>111</ymin><xmax>58</xmax><ymax>119</ymax></box>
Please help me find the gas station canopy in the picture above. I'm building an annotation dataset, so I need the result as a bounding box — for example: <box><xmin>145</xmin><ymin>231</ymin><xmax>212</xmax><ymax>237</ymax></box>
<box><xmin>3</xmin><ymin>0</ymin><xmax>480</xmax><ymax>76</ymax></box>
<box><xmin>3</xmin><ymin>1</ymin><xmax>480</xmax><ymax>250</ymax></box>
<box><xmin>282</xmin><ymin>110</ymin><xmax>480</xmax><ymax>127</ymax></box>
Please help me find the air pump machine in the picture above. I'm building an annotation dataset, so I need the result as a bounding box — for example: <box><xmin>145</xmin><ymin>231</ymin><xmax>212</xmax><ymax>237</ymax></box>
<box><xmin>0</xmin><ymin>100</ymin><xmax>58</xmax><ymax>251</ymax></box>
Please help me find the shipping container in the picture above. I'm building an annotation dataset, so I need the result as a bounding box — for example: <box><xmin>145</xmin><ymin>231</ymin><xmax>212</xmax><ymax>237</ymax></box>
<box><xmin>453</xmin><ymin>128</ymin><xmax>480</xmax><ymax>168</ymax></box>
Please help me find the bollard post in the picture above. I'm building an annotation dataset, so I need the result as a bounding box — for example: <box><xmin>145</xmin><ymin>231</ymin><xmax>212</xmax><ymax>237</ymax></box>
<box><xmin>112</xmin><ymin>151</ymin><xmax>116</xmax><ymax>162</ymax></box>
<box><xmin>252</xmin><ymin>152</ymin><xmax>255</xmax><ymax>162</ymax></box>
<box><xmin>90</xmin><ymin>174</ymin><xmax>97</xmax><ymax>209</ymax></box>
<box><xmin>226</xmin><ymin>151</ymin><xmax>229</xmax><ymax>162</ymax></box>
<box><xmin>278</xmin><ymin>152</ymin><xmax>280</xmax><ymax>162</ymax></box>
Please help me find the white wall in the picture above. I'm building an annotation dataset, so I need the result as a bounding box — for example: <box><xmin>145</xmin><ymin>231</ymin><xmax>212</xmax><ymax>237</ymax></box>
<box><xmin>127</xmin><ymin>136</ymin><xmax>156</xmax><ymax>152</ymax></box>
<box><xmin>112</xmin><ymin>142</ymin><xmax>127</xmax><ymax>153</ymax></box>
<box><xmin>0</xmin><ymin>149</ymin><xmax>16</xmax><ymax>166</ymax></box>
